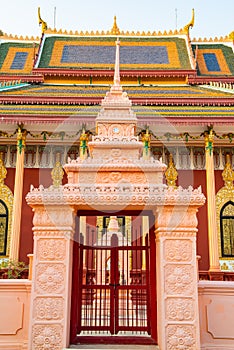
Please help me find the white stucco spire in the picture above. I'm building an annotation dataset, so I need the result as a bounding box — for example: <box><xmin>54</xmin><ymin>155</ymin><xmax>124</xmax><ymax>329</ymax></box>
<box><xmin>113</xmin><ymin>38</ymin><xmax>121</xmax><ymax>87</ymax></box>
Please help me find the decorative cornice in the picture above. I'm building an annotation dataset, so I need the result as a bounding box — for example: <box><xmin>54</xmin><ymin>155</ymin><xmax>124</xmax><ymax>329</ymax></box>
<box><xmin>0</xmin><ymin>75</ymin><xmax>44</xmax><ymax>83</ymax></box>
<box><xmin>32</xmin><ymin>67</ymin><xmax>196</xmax><ymax>78</ymax></box>
<box><xmin>26</xmin><ymin>184</ymin><xmax>205</xmax><ymax>209</ymax></box>
<box><xmin>0</xmin><ymin>95</ymin><xmax>233</xmax><ymax>107</ymax></box>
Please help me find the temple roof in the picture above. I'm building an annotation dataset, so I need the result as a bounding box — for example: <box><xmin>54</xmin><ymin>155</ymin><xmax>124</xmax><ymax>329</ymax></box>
<box><xmin>192</xmin><ymin>43</ymin><xmax>234</xmax><ymax>76</ymax></box>
<box><xmin>35</xmin><ymin>35</ymin><xmax>192</xmax><ymax>71</ymax></box>
<box><xmin>0</xmin><ymin>84</ymin><xmax>233</xmax><ymax>101</ymax></box>
<box><xmin>0</xmin><ymin>41</ymin><xmax>39</xmax><ymax>75</ymax></box>
<box><xmin>0</xmin><ymin>33</ymin><xmax>233</xmax><ymax>81</ymax></box>
<box><xmin>0</xmin><ymin>102</ymin><xmax>234</xmax><ymax>127</ymax></box>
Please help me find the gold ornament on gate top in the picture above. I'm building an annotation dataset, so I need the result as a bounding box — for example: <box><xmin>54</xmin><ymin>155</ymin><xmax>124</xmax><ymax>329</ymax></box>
<box><xmin>51</xmin><ymin>154</ymin><xmax>64</xmax><ymax>187</ymax></box>
<box><xmin>165</xmin><ymin>154</ymin><xmax>178</xmax><ymax>188</ymax></box>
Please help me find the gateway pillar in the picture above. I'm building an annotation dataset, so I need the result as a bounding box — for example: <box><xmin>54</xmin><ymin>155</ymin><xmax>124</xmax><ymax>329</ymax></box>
<box><xmin>155</xmin><ymin>187</ymin><xmax>204</xmax><ymax>350</ymax></box>
<box><xmin>27</xmin><ymin>202</ymin><xmax>75</xmax><ymax>350</ymax></box>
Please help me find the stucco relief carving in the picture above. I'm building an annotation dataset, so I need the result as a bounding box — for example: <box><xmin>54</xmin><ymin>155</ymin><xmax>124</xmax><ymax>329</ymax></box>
<box><xmin>33</xmin><ymin>230</ymin><xmax>73</xmax><ymax>239</ymax></box>
<box><xmin>38</xmin><ymin>239</ymin><xmax>66</xmax><ymax>261</ymax></box>
<box><xmin>97</xmin><ymin>171</ymin><xmax>147</xmax><ymax>184</ymax></box>
<box><xmin>32</xmin><ymin>324</ymin><xmax>63</xmax><ymax>350</ymax></box>
<box><xmin>36</xmin><ymin>264</ymin><xmax>65</xmax><ymax>294</ymax></box>
<box><xmin>156</xmin><ymin>207</ymin><xmax>198</xmax><ymax>230</ymax></box>
<box><xmin>34</xmin><ymin>297</ymin><xmax>64</xmax><ymax>321</ymax></box>
<box><xmin>166</xmin><ymin>298</ymin><xmax>194</xmax><ymax>321</ymax></box>
<box><xmin>96</xmin><ymin>123</ymin><xmax>107</xmax><ymax>136</ymax></box>
<box><xmin>33</xmin><ymin>206</ymin><xmax>74</xmax><ymax>228</ymax></box>
<box><xmin>108</xmin><ymin>124</ymin><xmax>124</xmax><ymax>137</ymax></box>
<box><xmin>165</xmin><ymin>240</ymin><xmax>192</xmax><ymax>262</ymax></box>
<box><xmin>167</xmin><ymin>325</ymin><xmax>196</xmax><ymax>350</ymax></box>
<box><xmin>111</xmin><ymin>148</ymin><xmax>122</xmax><ymax>158</ymax></box>
<box><xmin>165</xmin><ymin>265</ymin><xmax>194</xmax><ymax>295</ymax></box>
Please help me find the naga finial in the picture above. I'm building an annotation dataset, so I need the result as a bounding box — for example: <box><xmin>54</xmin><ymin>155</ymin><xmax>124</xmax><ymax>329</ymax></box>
<box><xmin>38</xmin><ymin>7</ymin><xmax>48</xmax><ymax>34</ymax></box>
<box><xmin>183</xmin><ymin>8</ymin><xmax>195</xmax><ymax>35</ymax></box>
<box><xmin>111</xmin><ymin>16</ymin><xmax>120</xmax><ymax>35</ymax></box>
<box><xmin>229</xmin><ymin>30</ymin><xmax>234</xmax><ymax>41</ymax></box>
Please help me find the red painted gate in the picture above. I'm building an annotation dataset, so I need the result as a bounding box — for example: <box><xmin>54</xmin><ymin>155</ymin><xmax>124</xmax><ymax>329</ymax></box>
<box><xmin>70</xmin><ymin>216</ymin><xmax>157</xmax><ymax>344</ymax></box>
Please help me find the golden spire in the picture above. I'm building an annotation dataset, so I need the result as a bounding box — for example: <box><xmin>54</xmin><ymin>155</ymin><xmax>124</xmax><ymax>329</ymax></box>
<box><xmin>183</xmin><ymin>8</ymin><xmax>195</xmax><ymax>35</ymax></box>
<box><xmin>111</xmin><ymin>16</ymin><xmax>120</xmax><ymax>35</ymax></box>
<box><xmin>222</xmin><ymin>154</ymin><xmax>234</xmax><ymax>189</ymax></box>
<box><xmin>165</xmin><ymin>154</ymin><xmax>178</xmax><ymax>188</ymax></box>
<box><xmin>38</xmin><ymin>7</ymin><xmax>48</xmax><ymax>34</ymax></box>
<box><xmin>51</xmin><ymin>153</ymin><xmax>64</xmax><ymax>187</ymax></box>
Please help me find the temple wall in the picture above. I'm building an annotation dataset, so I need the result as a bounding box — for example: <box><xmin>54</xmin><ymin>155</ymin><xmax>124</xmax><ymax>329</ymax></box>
<box><xmin>1</xmin><ymin>275</ymin><xmax>234</xmax><ymax>349</ymax></box>
<box><xmin>0</xmin><ymin>280</ymin><xmax>31</xmax><ymax>350</ymax></box>
<box><xmin>198</xmin><ymin>281</ymin><xmax>234</xmax><ymax>349</ymax></box>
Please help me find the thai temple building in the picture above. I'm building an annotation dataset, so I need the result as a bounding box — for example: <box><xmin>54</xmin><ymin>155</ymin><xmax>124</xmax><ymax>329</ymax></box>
<box><xmin>0</xmin><ymin>7</ymin><xmax>234</xmax><ymax>350</ymax></box>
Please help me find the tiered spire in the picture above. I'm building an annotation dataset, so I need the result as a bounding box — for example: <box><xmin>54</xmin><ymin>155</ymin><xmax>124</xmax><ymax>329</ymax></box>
<box><xmin>113</xmin><ymin>38</ymin><xmax>121</xmax><ymax>87</ymax></box>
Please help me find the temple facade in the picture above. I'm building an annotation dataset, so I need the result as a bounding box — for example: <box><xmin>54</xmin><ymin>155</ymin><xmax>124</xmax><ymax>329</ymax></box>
<box><xmin>0</xmin><ymin>9</ymin><xmax>234</xmax><ymax>350</ymax></box>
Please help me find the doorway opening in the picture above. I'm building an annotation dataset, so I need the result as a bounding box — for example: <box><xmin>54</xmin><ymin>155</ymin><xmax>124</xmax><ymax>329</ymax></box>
<box><xmin>70</xmin><ymin>211</ymin><xmax>157</xmax><ymax>345</ymax></box>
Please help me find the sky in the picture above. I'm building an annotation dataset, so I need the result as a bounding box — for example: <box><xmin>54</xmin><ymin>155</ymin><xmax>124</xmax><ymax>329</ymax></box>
<box><xmin>0</xmin><ymin>0</ymin><xmax>233</xmax><ymax>40</ymax></box>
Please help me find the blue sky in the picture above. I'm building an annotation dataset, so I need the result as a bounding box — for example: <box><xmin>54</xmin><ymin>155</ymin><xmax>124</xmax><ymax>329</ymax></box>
<box><xmin>0</xmin><ymin>0</ymin><xmax>233</xmax><ymax>39</ymax></box>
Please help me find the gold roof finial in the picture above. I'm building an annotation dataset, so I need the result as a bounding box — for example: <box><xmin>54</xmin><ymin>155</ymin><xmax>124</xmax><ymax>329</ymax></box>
<box><xmin>229</xmin><ymin>30</ymin><xmax>234</xmax><ymax>41</ymax></box>
<box><xmin>183</xmin><ymin>8</ymin><xmax>195</xmax><ymax>35</ymax></box>
<box><xmin>165</xmin><ymin>154</ymin><xmax>178</xmax><ymax>188</ymax></box>
<box><xmin>38</xmin><ymin>7</ymin><xmax>48</xmax><ymax>34</ymax></box>
<box><xmin>111</xmin><ymin>16</ymin><xmax>120</xmax><ymax>35</ymax></box>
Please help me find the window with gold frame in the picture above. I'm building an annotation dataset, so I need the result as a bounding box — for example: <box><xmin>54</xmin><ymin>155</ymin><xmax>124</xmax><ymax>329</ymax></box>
<box><xmin>0</xmin><ymin>200</ymin><xmax>8</xmax><ymax>256</ymax></box>
<box><xmin>220</xmin><ymin>201</ymin><xmax>234</xmax><ymax>257</ymax></box>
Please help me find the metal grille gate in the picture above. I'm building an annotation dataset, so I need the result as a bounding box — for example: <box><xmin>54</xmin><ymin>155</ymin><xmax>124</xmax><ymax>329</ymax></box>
<box><xmin>76</xmin><ymin>230</ymin><xmax>151</xmax><ymax>336</ymax></box>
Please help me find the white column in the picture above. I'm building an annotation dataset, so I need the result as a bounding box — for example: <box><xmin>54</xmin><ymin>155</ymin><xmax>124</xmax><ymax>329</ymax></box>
<box><xmin>9</xmin><ymin>128</ymin><xmax>26</xmax><ymax>261</ymax></box>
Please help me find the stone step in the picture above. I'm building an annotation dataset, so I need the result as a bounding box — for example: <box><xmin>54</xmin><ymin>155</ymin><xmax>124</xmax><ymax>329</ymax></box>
<box><xmin>65</xmin><ymin>346</ymin><xmax>159</xmax><ymax>349</ymax></box>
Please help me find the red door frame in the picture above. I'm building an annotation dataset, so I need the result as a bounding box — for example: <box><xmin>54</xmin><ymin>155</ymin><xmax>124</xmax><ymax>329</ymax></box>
<box><xmin>70</xmin><ymin>210</ymin><xmax>157</xmax><ymax>345</ymax></box>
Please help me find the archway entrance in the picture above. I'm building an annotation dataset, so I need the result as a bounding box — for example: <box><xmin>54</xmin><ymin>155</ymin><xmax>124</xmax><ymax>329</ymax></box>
<box><xmin>70</xmin><ymin>211</ymin><xmax>157</xmax><ymax>345</ymax></box>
